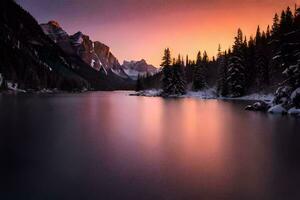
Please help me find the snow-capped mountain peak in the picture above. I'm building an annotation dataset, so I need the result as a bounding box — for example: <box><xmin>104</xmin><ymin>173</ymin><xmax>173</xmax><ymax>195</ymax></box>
<box><xmin>70</xmin><ymin>31</ymin><xmax>84</xmax><ymax>46</ymax></box>
<box><xmin>122</xmin><ymin>59</ymin><xmax>158</xmax><ymax>80</ymax></box>
<box><xmin>41</xmin><ymin>21</ymin><xmax>69</xmax><ymax>43</ymax></box>
<box><xmin>40</xmin><ymin>21</ymin><xmax>128</xmax><ymax>78</ymax></box>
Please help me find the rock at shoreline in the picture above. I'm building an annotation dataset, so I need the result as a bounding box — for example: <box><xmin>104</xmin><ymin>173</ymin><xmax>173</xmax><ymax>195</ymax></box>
<box><xmin>291</xmin><ymin>88</ymin><xmax>300</xmax><ymax>108</ymax></box>
<box><xmin>268</xmin><ymin>104</ymin><xmax>288</xmax><ymax>114</ymax></box>
<box><xmin>273</xmin><ymin>86</ymin><xmax>293</xmax><ymax>106</ymax></box>
<box><xmin>245</xmin><ymin>87</ymin><xmax>300</xmax><ymax>116</ymax></box>
<box><xmin>245</xmin><ymin>101</ymin><xmax>270</xmax><ymax>112</ymax></box>
<box><xmin>288</xmin><ymin>107</ymin><xmax>300</xmax><ymax>116</ymax></box>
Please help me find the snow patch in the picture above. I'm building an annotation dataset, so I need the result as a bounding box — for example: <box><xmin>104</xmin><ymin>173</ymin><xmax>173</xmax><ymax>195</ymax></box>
<box><xmin>7</xmin><ymin>82</ymin><xmax>26</xmax><ymax>93</ymax></box>
<box><xmin>291</xmin><ymin>87</ymin><xmax>300</xmax><ymax>100</ymax></box>
<box><xmin>272</xmin><ymin>55</ymin><xmax>281</xmax><ymax>60</ymax></box>
<box><xmin>268</xmin><ymin>104</ymin><xmax>287</xmax><ymax>114</ymax></box>
<box><xmin>111</xmin><ymin>68</ymin><xmax>128</xmax><ymax>79</ymax></box>
<box><xmin>184</xmin><ymin>88</ymin><xmax>217</xmax><ymax>99</ymax></box>
<box><xmin>91</xmin><ymin>59</ymin><xmax>96</xmax><ymax>68</ymax></box>
<box><xmin>132</xmin><ymin>88</ymin><xmax>274</xmax><ymax>101</ymax></box>
<box><xmin>232</xmin><ymin>93</ymin><xmax>274</xmax><ymax>101</ymax></box>
<box><xmin>288</xmin><ymin>107</ymin><xmax>300</xmax><ymax>116</ymax></box>
<box><xmin>123</xmin><ymin>69</ymin><xmax>151</xmax><ymax>80</ymax></box>
<box><xmin>132</xmin><ymin>90</ymin><xmax>162</xmax><ymax>97</ymax></box>
<box><xmin>94</xmin><ymin>53</ymin><xmax>107</xmax><ymax>75</ymax></box>
<box><xmin>73</xmin><ymin>36</ymin><xmax>83</xmax><ymax>45</ymax></box>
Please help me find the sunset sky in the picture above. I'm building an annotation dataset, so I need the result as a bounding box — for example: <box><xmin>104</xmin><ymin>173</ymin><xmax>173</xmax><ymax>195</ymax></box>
<box><xmin>17</xmin><ymin>0</ymin><xmax>300</xmax><ymax>66</ymax></box>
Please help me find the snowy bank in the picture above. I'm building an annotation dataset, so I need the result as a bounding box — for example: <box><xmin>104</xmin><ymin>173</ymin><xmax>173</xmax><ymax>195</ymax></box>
<box><xmin>268</xmin><ymin>104</ymin><xmax>287</xmax><ymax>114</ymax></box>
<box><xmin>7</xmin><ymin>82</ymin><xmax>26</xmax><ymax>93</ymax></box>
<box><xmin>131</xmin><ymin>89</ymin><xmax>162</xmax><ymax>97</ymax></box>
<box><xmin>227</xmin><ymin>93</ymin><xmax>274</xmax><ymax>102</ymax></box>
<box><xmin>288</xmin><ymin>107</ymin><xmax>300</xmax><ymax>116</ymax></box>
<box><xmin>183</xmin><ymin>88</ymin><xmax>217</xmax><ymax>99</ymax></box>
<box><xmin>131</xmin><ymin>89</ymin><xmax>273</xmax><ymax>101</ymax></box>
<box><xmin>246</xmin><ymin>87</ymin><xmax>300</xmax><ymax>116</ymax></box>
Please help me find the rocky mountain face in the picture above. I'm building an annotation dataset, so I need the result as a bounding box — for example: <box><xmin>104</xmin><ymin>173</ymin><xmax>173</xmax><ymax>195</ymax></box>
<box><xmin>122</xmin><ymin>59</ymin><xmax>158</xmax><ymax>80</ymax></box>
<box><xmin>41</xmin><ymin>21</ymin><xmax>159</xmax><ymax>81</ymax></box>
<box><xmin>0</xmin><ymin>0</ymin><xmax>134</xmax><ymax>92</ymax></box>
<box><xmin>0</xmin><ymin>0</ymin><xmax>89</xmax><ymax>91</ymax></box>
<box><xmin>0</xmin><ymin>0</ymin><xmax>159</xmax><ymax>91</ymax></box>
<box><xmin>40</xmin><ymin>21</ymin><xmax>128</xmax><ymax>77</ymax></box>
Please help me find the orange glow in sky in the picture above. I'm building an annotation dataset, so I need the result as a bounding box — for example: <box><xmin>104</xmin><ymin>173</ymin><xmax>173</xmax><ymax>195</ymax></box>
<box><xmin>19</xmin><ymin>0</ymin><xmax>300</xmax><ymax>66</ymax></box>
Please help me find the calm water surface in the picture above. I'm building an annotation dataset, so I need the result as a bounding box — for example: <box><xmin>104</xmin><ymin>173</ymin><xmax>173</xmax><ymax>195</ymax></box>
<box><xmin>0</xmin><ymin>91</ymin><xmax>300</xmax><ymax>200</ymax></box>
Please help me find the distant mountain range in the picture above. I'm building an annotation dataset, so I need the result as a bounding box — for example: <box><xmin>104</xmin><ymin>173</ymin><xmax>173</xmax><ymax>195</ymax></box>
<box><xmin>41</xmin><ymin>21</ymin><xmax>158</xmax><ymax>81</ymax></box>
<box><xmin>0</xmin><ymin>0</ymin><xmax>157</xmax><ymax>91</ymax></box>
<box><xmin>122</xmin><ymin>59</ymin><xmax>158</xmax><ymax>80</ymax></box>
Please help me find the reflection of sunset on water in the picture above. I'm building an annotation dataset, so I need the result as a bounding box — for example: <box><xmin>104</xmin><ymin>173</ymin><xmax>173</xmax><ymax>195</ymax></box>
<box><xmin>83</xmin><ymin>95</ymin><xmax>275</xmax><ymax>197</ymax></box>
<box><xmin>2</xmin><ymin>92</ymin><xmax>300</xmax><ymax>199</ymax></box>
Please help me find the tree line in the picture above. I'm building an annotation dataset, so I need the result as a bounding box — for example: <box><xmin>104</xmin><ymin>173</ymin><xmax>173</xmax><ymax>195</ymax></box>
<box><xmin>137</xmin><ymin>6</ymin><xmax>300</xmax><ymax>97</ymax></box>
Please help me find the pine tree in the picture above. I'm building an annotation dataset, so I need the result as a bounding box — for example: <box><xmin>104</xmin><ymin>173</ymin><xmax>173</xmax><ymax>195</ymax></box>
<box><xmin>136</xmin><ymin>74</ymin><xmax>144</xmax><ymax>91</ymax></box>
<box><xmin>283</xmin><ymin>58</ymin><xmax>300</xmax><ymax>88</ymax></box>
<box><xmin>255</xmin><ymin>26</ymin><xmax>261</xmax><ymax>44</ymax></box>
<box><xmin>227</xmin><ymin>56</ymin><xmax>246</xmax><ymax>97</ymax></box>
<box><xmin>255</xmin><ymin>28</ymin><xmax>270</xmax><ymax>89</ymax></box>
<box><xmin>217</xmin><ymin>51</ymin><xmax>229</xmax><ymax>96</ymax></box>
<box><xmin>217</xmin><ymin>44</ymin><xmax>222</xmax><ymax>58</ymax></box>
<box><xmin>279</xmin><ymin>9</ymin><xmax>294</xmax><ymax>34</ymax></box>
<box><xmin>185</xmin><ymin>54</ymin><xmax>194</xmax><ymax>83</ymax></box>
<box><xmin>193</xmin><ymin>51</ymin><xmax>207</xmax><ymax>90</ymax></box>
<box><xmin>186</xmin><ymin>55</ymin><xmax>189</xmax><ymax>67</ymax></box>
<box><xmin>266</xmin><ymin>25</ymin><xmax>271</xmax><ymax>39</ymax></box>
<box><xmin>171</xmin><ymin>56</ymin><xmax>187</xmax><ymax>95</ymax></box>
<box><xmin>272</xmin><ymin>13</ymin><xmax>280</xmax><ymax>33</ymax></box>
<box><xmin>161</xmin><ymin>48</ymin><xmax>173</xmax><ymax>95</ymax></box>
<box><xmin>193</xmin><ymin>64</ymin><xmax>207</xmax><ymax>91</ymax></box>
<box><xmin>227</xmin><ymin>29</ymin><xmax>246</xmax><ymax>97</ymax></box>
<box><xmin>294</xmin><ymin>7</ymin><xmax>300</xmax><ymax>28</ymax></box>
<box><xmin>202</xmin><ymin>51</ymin><xmax>209</xmax><ymax>63</ymax></box>
<box><xmin>234</xmin><ymin>28</ymin><xmax>244</xmax><ymax>52</ymax></box>
<box><xmin>244</xmin><ymin>36</ymin><xmax>256</xmax><ymax>88</ymax></box>
<box><xmin>256</xmin><ymin>55</ymin><xmax>269</xmax><ymax>88</ymax></box>
<box><xmin>285</xmin><ymin>7</ymin><xmax>294</xmax><ymax>32</ymax></box>
<box><xmin>196</xmin><ymin>51</ymin><xmax>202</xmax><ymax>64</ymax></box>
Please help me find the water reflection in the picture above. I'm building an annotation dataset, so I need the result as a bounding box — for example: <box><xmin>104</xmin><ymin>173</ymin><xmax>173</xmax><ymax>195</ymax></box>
<box><xmin>0</xmin><ymin>92</ymin><xmax>300</xmax><ymax>200</ymax></box>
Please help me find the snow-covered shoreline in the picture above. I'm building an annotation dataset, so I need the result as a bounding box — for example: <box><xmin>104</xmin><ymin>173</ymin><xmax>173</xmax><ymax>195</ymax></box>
<box><xmin>0</xmin><ymin>87</ymin><xmax>88</xmax><ymax>94</ymax></box>
<box><xmin>131</xmin><ymin>88</ymin><xmax>300</xmax><ymax>116</ymax></box>
<box><xmin>131</xmin><ymin>89</ymin><xmax>274</xmax><ymax>102</ymax></box>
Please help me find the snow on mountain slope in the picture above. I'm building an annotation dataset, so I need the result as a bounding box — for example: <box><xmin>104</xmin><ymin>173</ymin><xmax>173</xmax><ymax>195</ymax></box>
<box><xmin>40</xmin><ymin>21</ymin><xmax>69</xmax><ymax>43</ymax></box>
<box><xmin>40</xmin><ymin>21</ymin><xmax>161</xmax><ymax>82</ymax></box>
<box><xmin>40</xmin><ymin>21</ymin><xmax>129</xmax><ymax>79</ymax></box>
<box><xmin>122</xmin><ymin>59</ymin><xmax>158</xmax><ymax>80</ymax></box>
<box><xmin>0</xmin><ymin>1</ymin><xmax>90</xmax><ymax>91</ymax></box>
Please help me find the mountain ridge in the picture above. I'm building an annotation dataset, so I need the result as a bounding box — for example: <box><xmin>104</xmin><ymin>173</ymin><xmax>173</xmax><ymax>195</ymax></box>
<box><xmin>0</xmin><ymin>0</ymin><xmax>136</xmax><ymax>91</ymax></box>
<box><xmin>41</xmin><ymin>21</ymin><xmax>158</xmax><ymax>81</ymax></box>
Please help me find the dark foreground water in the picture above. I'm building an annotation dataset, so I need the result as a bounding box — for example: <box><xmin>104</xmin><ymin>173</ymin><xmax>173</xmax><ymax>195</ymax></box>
<box><xmin>0</xmin><ymin>91</ymin><xmax>300</xmax><ymax>200</ymax></box>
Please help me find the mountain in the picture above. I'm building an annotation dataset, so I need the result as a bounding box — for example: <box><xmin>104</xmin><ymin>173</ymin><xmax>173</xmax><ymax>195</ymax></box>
<box><xmin>40</xmin><ymin>21</ymin><xmax>129</xmax><ymax>79</ymax></box>
<box><xmin>122</xmin><ymin>59</ymin><xmax>158</xmax><ymax>80</ymax></box>
<box><xmin>0</xmin><ymin>0</ymin><xmax>135</xmax><ymax>92</ymax></box>
<box><xmin>0</xmin><ymin>0</ymin><xmax>90</xmax><ymax>91</ymax></box>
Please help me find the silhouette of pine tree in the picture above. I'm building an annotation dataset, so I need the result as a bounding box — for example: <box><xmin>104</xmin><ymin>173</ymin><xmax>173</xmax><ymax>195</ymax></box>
<box><xmin>161</xmin><ymin>48</ymin><xmax>173</xmax><ymax>95</ymax></box>
<box><xmin>217</xmin><ymin>51</ymin><xmax>229</xmax><ymax>96</ymax></box>
<box><xmin>171</xmin><ymin>56</ymin><xmax>186</xmax><ymax>95</ymax></box>
<box><xmin>227</xmin><ymin>29</ymin><xmax>246</xmax><ymax>97</ymax></box>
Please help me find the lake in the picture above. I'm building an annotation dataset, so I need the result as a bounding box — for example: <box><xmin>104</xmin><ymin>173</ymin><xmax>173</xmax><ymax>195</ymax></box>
<box><xmin>0</xmin><ymin>91</ymin><xmax>300</xmax><ymax>200</ymax></box>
